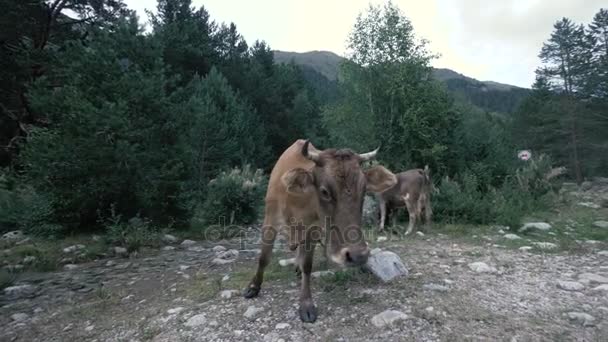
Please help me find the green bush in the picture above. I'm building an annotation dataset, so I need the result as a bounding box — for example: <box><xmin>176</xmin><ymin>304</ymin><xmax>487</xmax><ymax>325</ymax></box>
<box><xmin>104</xmin><ymin>208</ymin><xmax>159</xmax><ymax>252</ymax></box>
<box><xmin>198</xmin><ymin>165</ymin><xmax>266</xmax><ymax>227</ymax></box>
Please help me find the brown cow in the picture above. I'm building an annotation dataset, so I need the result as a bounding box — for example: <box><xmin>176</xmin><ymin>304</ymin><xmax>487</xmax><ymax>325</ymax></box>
<box><xmin>243</xmin><ymin>139</ymin><xmax>397</xmax><ymax>323</ymax></box>
<box><xmin>376</xmin><ymin>166</ymin><xmax>433</xmax><ymax>235</ymax></box>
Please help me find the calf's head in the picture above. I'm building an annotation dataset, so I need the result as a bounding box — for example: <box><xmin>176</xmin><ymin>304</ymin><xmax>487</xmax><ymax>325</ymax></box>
<box><xmin>281</xmin><ymin>141</ymin><xmax>396</xmax><ymax>266</ymax></box>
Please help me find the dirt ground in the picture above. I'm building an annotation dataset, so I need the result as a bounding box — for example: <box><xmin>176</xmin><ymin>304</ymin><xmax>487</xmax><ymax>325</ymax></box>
<box><xmin>2</xmin><ymin>225</ymin><xmax>607</xmax><ymax>342</ymax></box>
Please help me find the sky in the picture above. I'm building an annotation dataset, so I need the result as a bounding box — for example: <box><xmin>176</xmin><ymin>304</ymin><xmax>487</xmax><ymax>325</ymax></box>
<box><xmin>124</xmin><ymin>0</ymin><xmax>606</xmax><ymax>88</ymax></box>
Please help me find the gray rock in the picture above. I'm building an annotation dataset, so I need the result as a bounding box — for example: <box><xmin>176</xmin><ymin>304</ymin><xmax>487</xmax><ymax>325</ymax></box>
<box><xmin>23</xmin><ymin>256</ymin><xmax>37</xmax><ymax>264</ymax></box>
<box><xmin>167</xmin><ymin>307</ymin><xmax>185</xmax><ymax>315</ymax></box>
<box><xmin>162</xmin><ymin>246</ymin><xmax>176</xmax><ymax>251</ymax></box>
<box><xmin>2</xmin><ymin>230</ymin><xmax>25</xmax><ymax>243</ymax></box>
<box><xmin>217</xmin><ymin>249</ymin><xmax>239</xmax><ymax>260</ymax></box>
<box><xmin>580</xmin><ymin>181</ymin><xmax>593</xmax><ymax>191</ymax></box>
<box><xmin>578</xmin><ymin>202</ymin><xmax>600</xmax><ymax>209</ymax></box>
<box><xmin>519</xmin><ymin>246</ymin><xmax>533</xmax><ymax>252</ymax></box>
<box><xmin>244</xmin><ymin>305</ymin><xmax>264</xmax><ymax>320</ymax></box>
<box><xmin>63</xmin><ymin>264</ymin><xmax>78</xmax><ymax>271</ymax></box>
<box><xmin>63</xmin><ymin>244</ymin><xmax>85</xmax><ymax>254</ymax></box>
<box><xmin>364</xmin><ymin>251</ymin><xmax>408</xmax><ymax>282</ymax></box>
<box><xmin>113</xmin><ymin>247</ymin><xmax>128</xmax><ymax>257</ymax></box>
<box><xmin>312</xmin><ymin>270</ymin><xmax>335</xmax><ymax>278</ymax></box>
<box><xmin>557</xmin><ymin>280</ymin><xmax>585</xmax><ymax>292</ymax></box>
<box><xmin>377</xmin><ymin>236</ymin><xmax>388</xmax><ymax>242</ymax></box>
<box><xmin>578</xmin><ymin>273</ymin><xmax>608</xmax><ymax>284</ymax></box>
<box><xmin>566</xmin><ymin>312</ymin><xmax>595</xmax><ymax>326</ymax></box>
<box><xmin>592</xmin><ymin>284</ymin><xmax>608</xmax><ymax>292</ymax></box>
<box><xmin>184</xmin><ymin>314</ymin><xmax>207</xmax><ymax>327</ymax></box>
<box><xmin>532</xmin><ymin>242</ymin><xmax>558</xmax><ymax>250</ymax></box>
<box><xmin>275</xmin><ymin>323</ymin><xmax>291</xmax><ymax>330</ymax></box>
<box><xmin>11</xmin><ymin>313</ymin><xmax>30</xmax><ymax>322</ymax></box>
<box><xmin>4</xmin><ymin>284</ymin><xmax>37</xmax><ymax>300</ymax></box>
<box><xmin>162</xmin><ymin>234</ymin><xmax>178</xmax><ymax>244</ymax></box>
<box><xmin>213</xmin><ymin>245</ymin><xmax>227</xmax><ymax>253</ymax></box>
<box><xmin>416</xmin><ymin>232</ymin><xmax>425</xmax><ymax>237</ymax></box>
<box><xmin>187</xmin><ymin>246</ymin><xmax>205</xmax><ymax>252</ymax></box>
<box><xmin>468</xmin><ymin>262</ymin><xmax>497</xmax><ymax>274</ymax></box>
<box><xmin>371</xmin><ymin>310</ymin><xmax>408</xmax><ymax>328</ymax></box>
<box><xmin>593</xmin><ymin>221</ymin><xmax>608</xmax><ymax>229</ymax></box>
<box><xmin>278</xmin><ymin>258</ymin><xmax>296</xmax><ymax>267</ymax></box>
<box><xmin>180</xmin><ymin>240</ymin><xmax>196</xmax><ymax>247</ymax></box>
<box><xmin>597</xmin><ymin>251</ymin><xmax>608</xmax><ymax>256</ymax></box>
<box><xmin>212</xmin><ymin>258</ymin><xmax>236</xmax><ymax>265</ymax></box>
<box><xmin>519</xmin><ymin>222</ymin><xmax>551</xmax><ymax>233</ymax></box>
<box><xmin>423</xmin><ymin>283</ymin><xmax>449</xmax><ymax>292</ymax></box>
<box><xmin>503</xmin><ymin>234</ymin><xmax>521</xmax><ymax>240</ymax></box>
<box><xmin>220</xmin><ymin>290</ymin><xmax>238</xmax><ymax>299</ymax></box>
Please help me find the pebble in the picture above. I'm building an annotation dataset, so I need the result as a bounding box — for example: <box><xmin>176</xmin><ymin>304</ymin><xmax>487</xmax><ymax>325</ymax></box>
<box><xmin>213</xmin><ymin>246</ymin><xmax>227</xmax><ymax>253</ymax></box>
<box><xmin>519</xmin><ymin>246</ymin><xmax>533</xmax><ymax>252</ymax></box>
<box><xmin>63</xmin><ymin>264</ymin><xmax>78</xmax><ymax>271</ymax></box>
<box><xmin>566</xmin><ymin>312</ymin><xmax>595</xmax><ymax>326</ymax></box>
<box><xmin>63</xmin><ymin>244</ymin><xmax>85</xmax><ymax>254</ymax></box>
<box><xmin>592</xmin><ymin>284</ymin><xmax>608</xmax><ymax>292</ymax></box>
<box><xmin>519</xmin><ymin>222</ymin><xmax>551</xmax><ymax>232</ymax></box>
<box><xmin>244</xmin><ymin>305</ymin><xmax>264</xmax><ymax>320</ymax></box>
<box><xmin>11</xmin><ymin>313</ymin><xmax>30</xmax><ymax>322</ymax></box>
<box><xmin>163</xmin><ymin>234</ymin><xmax>178</xmax><ymax>243</ymax></box>
<box><xmin>468</xmin><ymin>262</ymin><xmax>497</xmax><ymax>274</ymax></box>
<box><xmin>279</xmin><ymin>258</ymin><xmax>296</xmax><ymax>267</ymax></box>
<box><xmin>184</xmin><ymin>314</ymin><xmax>207</xmax><ymax>327</ymax></box>
<box><xmin>371</xmin><ymin>310</ymin><xmax>408</xmax><ymax>328</ymax></box>
<box><xmin>113</xmin><ymin>247</ymin><xmax>128</xmax><ymax>257</ymax></box>
<box><xmin>85</xmin><ymin>325</ymin><xmax>95</xmax><ymax>332</ymax></box>
<box><xmin>220</xmin><ymin>290</ymin><xmax>238</xmax><ymax>299</ymax></box>
<box><xmin>377</xmin><ymin>236</ymin><xmax>388</xmax><ymax>242</ymax></box>
<box><xmin>180</xmin><ymin>240</ymin><xmax>196</xmax><ymax>247</ymax></box>
<box><xmin>557</xmin><ymin>281</ymin><xmax>585</xmax><ymax>292</ymax></box>
<box><xmin>532</xmin><ymin>242</ymin><xmax>558</xmax><ymax>250</ymax></box>
<box><xmin>162</xmin><ymin>246</ymin><xmax>176</xmax><ymax>251</ymax></box>
<box><xmin>503</xmin><ymin>234</ymin><xmax>521</xmax><ymax>240</ymax></box>
<box><xmin>275</xmin><ymin>323</ymin><xmax>291</xmax><ymax>330</ymax></box>
<box><xmin>167</xmin><ymin>307</ymin><xmax>185</xmax><ymax>315</ymax></box>
<box><xmin>312</xmin><ymin>270</ymin><xmax>335</xmax><ymax>278</ymax></box>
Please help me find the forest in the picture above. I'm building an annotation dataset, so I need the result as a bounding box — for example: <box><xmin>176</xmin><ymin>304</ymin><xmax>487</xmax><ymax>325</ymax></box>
<box><xmin>1</xmin><ymin>0</ymin><xmax>607</xmax><ymax>239</ymax></box>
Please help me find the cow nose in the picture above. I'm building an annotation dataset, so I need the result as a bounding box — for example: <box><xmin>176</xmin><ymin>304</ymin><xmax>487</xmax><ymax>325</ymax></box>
<box><xmin>343</xmin><ymin>247</ymin><xmax>370</xmax><ymax>266</ymax></box>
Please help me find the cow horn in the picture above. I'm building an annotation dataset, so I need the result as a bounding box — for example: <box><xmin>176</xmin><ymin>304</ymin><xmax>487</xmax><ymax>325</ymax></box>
<box><xmin>302</xmin><ymin>140</ymin><xmax>321</xmax><ymax>163</ymax></box>
<box><xmin>358</xmin><ymin>147</ymin><xmax>379</xmax><ymax>161</ymax></box>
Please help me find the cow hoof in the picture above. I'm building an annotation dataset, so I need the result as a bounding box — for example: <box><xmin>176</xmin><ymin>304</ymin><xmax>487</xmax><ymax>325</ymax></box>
<box><xmin>295</xmin><ymin>266</ymin><xmax>302</xmax><ymax>278</ymax></box>
<box><xmin>299</xmin><ymin>303</ymin><xmax>317</xmax><ymax>323</ymax></box>
<box><xmin>243</xmin><ymin>286</ymin><xmax>260</xmax><ymax>299</ymax></box>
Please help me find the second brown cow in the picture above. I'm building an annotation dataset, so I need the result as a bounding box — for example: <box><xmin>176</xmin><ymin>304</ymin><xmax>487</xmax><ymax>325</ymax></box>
<box><xmin>375</xmin><ymin>166</ymin><xmax>433</xmax><ymax>235</ymax></box>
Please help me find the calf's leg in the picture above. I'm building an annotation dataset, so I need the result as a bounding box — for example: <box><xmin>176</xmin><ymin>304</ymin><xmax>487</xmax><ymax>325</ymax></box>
<box><xmin>404</xmin><ymin>195</ymin><xmax>418</xmax><ymax>235</ymax></box>
<box><xmin>297</xmin><ymin>239</ymin><xmax>317</xmax><ymax>322</ymax></box>
<box><xmin>243</xmin><ymin>223</ymin><xmax>277</xmax><ymax>298</ymax></box>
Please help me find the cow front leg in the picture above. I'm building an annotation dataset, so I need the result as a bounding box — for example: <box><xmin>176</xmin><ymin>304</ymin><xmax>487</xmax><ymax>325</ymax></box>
<box><xmin>297</xmin><ymin>240</ymin><xmax>317</xmax><ymax>323</ymax></box>
<box><xmin>404</xmin><ymin>197</ymin><xmax>417</xmax><ymax>235</ymax></box>
<box><xmin>243</xmin><ymin>224</ymin><xmax>277</xmax><ymax>298</ymax></box>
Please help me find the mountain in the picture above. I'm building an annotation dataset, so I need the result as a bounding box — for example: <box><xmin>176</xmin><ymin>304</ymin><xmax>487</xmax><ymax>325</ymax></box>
<box><xmin>273</xmin><ymin>50</ymin><xmax>530</xmax><ymax>113</ymax></box>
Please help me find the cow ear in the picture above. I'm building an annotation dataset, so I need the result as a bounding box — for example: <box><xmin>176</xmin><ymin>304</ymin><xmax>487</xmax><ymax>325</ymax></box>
<box><xmin>365</xmin><ymin>165</ymin><xmax>397</xmax><ymax>193</ymax></box>
<box><xmin>281</xmin><ymin>168</ymin><xmax>314</xmax><ymax>195</ymax></box>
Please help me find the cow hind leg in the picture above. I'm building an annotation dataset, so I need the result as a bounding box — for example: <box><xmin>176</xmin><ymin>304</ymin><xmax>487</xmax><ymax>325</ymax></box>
<box><xmin>297</xmin><ymin>239</ymin><xmax>317</xmax><ymax>323</ymax></box>
<box><xmin>243</xmin><ymin>224</ymin><xmax>277</xmax><ymax>298</ymax></box>
<box><xmin>404</xmin><ymin>196</ymin><xmax>417</xmax><ymax>235</ymax></box>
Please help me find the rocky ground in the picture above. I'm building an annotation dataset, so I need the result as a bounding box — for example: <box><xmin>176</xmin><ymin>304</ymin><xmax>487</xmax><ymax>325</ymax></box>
<box><xmin>1</xmin><ymin>181</ymin><xmax>608</xmax><ymax>342</ymax></box>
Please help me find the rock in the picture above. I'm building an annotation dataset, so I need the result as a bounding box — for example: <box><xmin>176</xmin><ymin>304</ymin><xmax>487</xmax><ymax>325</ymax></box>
<box><xmin>580</xmin><ymin>181</ymin><xmax>593</xmax><ymax>191</ymax></box>
<box><xmin>566</xmin><ymin>312</ymin><xmax>595</xmax><ymax>326</ymax></box>
<box><xmin>597</xmin><ymin>251</ymin><xmax>608</xmax><ymax>256</ymax></box>
<box><xmin>11</xmin><ymin>313</ymin><xmax>30</xmax><ymax>322</ymax></box>
<box><xmin>592</xmin><ymin>284</ymin><xmax>608</xmax><ymax>292</ymax></box>
<box><xmin>557</xmin><ymin>281</ymin><xmax>585</xmax><ymax>292</ymax></box>
<box><xmin>180</xmin><ymin>240</ymin><xmax>196</xmax><ymax>247</ymax></box>
<box><xmin>468</xmin><ymin>262</ymin><xmax>497</xmax><ymax>274</ymax></box>
<box><xmin>362</xmin><ymin>195</ymin><xmax>379</xmax><ymax>226</ymax></box>
<box><xmin>167</xmin><ymin>307</ymin><xmax>185</xmax><ymax>315</ymax></box>
<box><xmin>63</xmin><ymin>324</ymin><xmax>74</xmax><ymax>332</ymax></box>
<box><xmin>220</xmin><ymin>290</ymin><xmax>238</xmax><ymax>299</ymax></box>
<box><xmin>578</xmin><ymin>202</ymin><xmax>600</xmax><ymax>209</ymax></box>
<box><xmin>2</xmin><ymin>230</ymin><xmax>25</xmax><ymax>244</ymax></box>
<box><xmin>217</xmin><ymin>249</ymin><xmax>239</xmax><ymax>260</ymax></box>
<box><xmin>213</xmin><ymin>245</ymin><xmax>227</xmax><ymax>253</ymax></box>
<box><xmin>519</xmin><ymin>222</ymin><xmax>551</xmax><ymax>233</ymax></box>
<box><xmin>423</xmin><ymin>283</ymin><xmax>449</xmax><ymax>292</ymax></box>
<box><xmin>519</xmin><ymin>246</ymin><xmax>533</xmax><ymax>252</ymax></box>
<box><xmin>244</xmin><ymin>305</ymin><xmax>264</xmax><ymax>320</ymax></box>
<box><xmin>4</xmin><ymin>284</ymin><xmax>37</xmax><ymax>300</ymax></box>
<box><xmin>532</xmin><ymin>242</ymin><xmax>558</xmax><ymax>250</ymax></box>
<box><xmin>593</xmin><ymin>221</ymin><xmax>608</xmax><ymax>229</ymax></box>
<box><xmin>312</xmin><ymin>270</ymin><xmax>335</xmax><ymax>278</ymax></box>
<box><xmin>377</xmin><ymin>236</ymin><xmax>388</xmax><ymax>242</ymax></box>
<box><xmin>503</xmin><ymin>234</ymin><xmax>521</xmax><ymax>240</ymax></box>
<box><xmin>279</xmin><ymin>258</ymin><xmax>296</xmax><ymax>267</ymax></box>
<box><xmin>578</xmin><ymin>273</ymin><xmax>608</xmax><ymax>284</ymax></box>
<box><xmin>212</xmin><ymin>258</ymin><xmax>236</xmax><ymax>265</ymax></box>
<box><xmin>275</xmin><ymin>323</ymin><xmax>291</xmax><ymax>330</ymax></box>
<box><xmin>416</xmin><ymin>232</ymin><xmax>425</xmax><ymax>237</ymax></box>
<box><xmin>162</xmin><ymin>234</ymin><xmax>178</xmax><ymax>244</ymax></box>
<box><xmin>23</xmin><ymin>256</ymin><xmax>37</xmax><ymax>264</ymax></box>
<box><xmin>221</xmin><ymin>275</ymin><xmax>230</xmax><ymax>282</ymax></box>
<box><xmin>63</xmin><ymin>244</ymin><xmax>85</xmax><ymax>254</ymax></box>
<box><xmin>371</xmin><ymin>310</ymin><xmax>408</xmax><ymax>328</ymax></box>
<box><xmin>162</xmin><ymin>246</ymin><xmax>176</xmax><ymax>251</ymax></box>
<box><xmin>187</xmin><ymin>246</ymin><xmax>205</xmax><ymax>252</ymax></box>
<box><xmin>184</xmin><ymin>314</ymin><xmax>207</xmax><ymax>327</ymax></box>
<box><xmin>113</xmin><ymin>247</ymin><xmax>128</xmax><ymax>257</ymax></box>
<box><xmin>498</xmin><ymin>230</ymin><xmax>505</xmax><ymax>234</ymax></box>
<box><xmin>370</xmin><ymin>248</ymin><xmax>382</xmax><ymax>255</ymax></box>
<box><xmin>85</xmin><ymin>325</ymin><xmax>95</xmax><ymax>332</ymax></box>
<box><xmin>178</xmin><ymin>265</ymin><xmax>190</xmax><ymax>271</ymax></box>
<box><xmin>364</xmin><ymin>251</ymin><xmax>408</xmax><ymax>282</ymax></box>
<box><xmin>63</xmin><ymin>264</ymin><xmax>78</xmax><ymax>271</ymax></box>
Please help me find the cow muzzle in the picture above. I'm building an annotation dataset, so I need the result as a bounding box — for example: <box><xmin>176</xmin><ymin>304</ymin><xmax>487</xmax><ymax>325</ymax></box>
<box><xmin>331</xmin><ymin>246</ymin><xmax>370</xmax><ymax>266</ymax></box>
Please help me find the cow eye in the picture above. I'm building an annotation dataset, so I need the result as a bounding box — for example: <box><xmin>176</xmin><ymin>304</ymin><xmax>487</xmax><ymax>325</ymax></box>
<box><xmin>319</xmin><ymin>187</ymin><xmax>331</xmax><ymax>200</ymax></box>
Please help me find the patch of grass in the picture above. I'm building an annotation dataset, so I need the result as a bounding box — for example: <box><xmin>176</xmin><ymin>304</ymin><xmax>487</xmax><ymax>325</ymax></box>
<box><xmin>141</xmin><ymin>325</ymin><xmax>162</xmax><ymax>341</ymax></box>
<box><xmin>0</xmin><ymin>269</ymin><xmax>16</xmax><ymax>290</ymax></box>
<box><xmin>317</xmin><ymin>268</ymin><xmax>377</xmax><ymax>293</ymax></box>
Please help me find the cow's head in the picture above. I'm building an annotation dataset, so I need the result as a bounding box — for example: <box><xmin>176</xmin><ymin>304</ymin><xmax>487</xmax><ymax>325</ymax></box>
<box><xmin>281</xmin><ymin>141</ymin><xmax>396</xmax><ymax>266</ymax></box>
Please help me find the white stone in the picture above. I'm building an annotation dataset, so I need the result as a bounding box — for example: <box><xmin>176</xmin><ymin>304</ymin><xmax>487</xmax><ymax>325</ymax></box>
<box><xmin>2</xmin><ymin>230</ymin><xmax>25</xmax><ymax>242</ymax></box>
<box><xmin>167</xmin><ymin>307</ymin><xmax>185</xmax><ymax>315</ymax></box>
<box><xmin>416</xmin><ymin>232</ymin><xmax>425</xmax><ymax>237</ymax></box>
<box><xmin>220</xmin><ymin>290</ymin><xmax>237</xmax><ymax>299</ymax></box>
<box><xmin>578</xmin><ymin>202</ymin><xmax>600</xmax><ymax>209</ymax></box>
<box><xmin>11</xmin><ymin>313</ymin><xmax>29</xmax><ymax>322</ymax></box>
<box><xmin>377</xmin><ymin>236</ymin><xmax>388</xmax><ymax>242</ymax></box>
<box><xmin>556</xmin><ymin>281</ymin><xmax>585</xmax><ymax>292</ymax></box>
<box><xmin>566</xmin><ymin>312</ymin><xmax>595</xmax><ymax>326</ymax></box>
<box><xmin>519</xmin><ymin>222</ymin><xmax>551</xmax><ymax>233</ymax></box>
<box><xmin>114</xmin><ymin>246</ymin><xmax>128</xmax><ymax>256</ymax></box>
<box><xmin>213</xmin><ymin>245</ymin><xmax>227</xmax><ymax>253</ymax></box>
<box><xmin>364</xmin><ymin>251</ymin><xmax>408</xmax><ymax>282</ymax></box>
<box><xmin>212</xmin><ymin>258</ymin><xmax>236</xmax><ymax>265</ymax></box>
<box><xmin>180</xmin><ymin>240</ymin><xmax>196</xmax><ymax>247</ymax></box>
<box><xmin>275</xmin><ymin>323</ymin><xmax>291</xmax><ymax>330</ymax></box>
<box><xmin>597</xmin><ymin>251</ymin><xmax>608</xmax><ymax>256</ymax></box>
<box><xmin>179</xmin><ymin>265</ymin><xmax>190</xmax><ymax>271</ymax></box>
<box><xmin>187</xmin><ymin>246</ymin><xmax>205</xmax><ymax>252</ymax></box>
<box><xmin>578</xmin><ymin>273</ymin><xmax>608</xmax><ymax>284</ymax></box>
<box><xmin>63</xmin><ymin>244</ymin><xmax>85</xmax><ymax>254</ymax></box>
<box><xmin>244</xmin><ymin>305</ymin><xmax>264</xmax><ymax>320</ymax></box>
<box><xmin>519</xmin><ymin>246</ymin><xmax>533</xmax><ymax>252</ymax></box>
<box><xmin>279</xmin><ymin>258</ymin><xmax>296</xmax><ymax>267</ymax></box>
<box><xmin>162</xmin><ymin>246</ymin><xmax>176</xmax><ymax>251</ymax></box>
<box><xmin>162</xmin><ymin>234</ymin><xmax>178</xmax><ymax>243</ymax></box>
<box><xmin>468</xmin><ymin>262</ymin><xmax>497</xmax><ymax>274</ymax></box>
<box><xmin>532</xmin><ymin>242</ymin><xmax>558</xmax><ymax>250</ymax></box>
<box><xmin>63</xmin><ymin>264</ymin><xmax>78</xmax><ymax>271</ymax></box>
<box><xmin>221</xmin><ymin>275</ymin><xmax>230</xmax><ymax>282</ymax></box>
<box><xmin>371</xmin><ymin>310</ymin><xmax>408</xmax><ymax>328</ymax></box>
<box><xmin>4</xmin><ymin>284</ymin><xmax>36</xmax><ymax>300</ymax></box>
<box><xmin>184</xmin><ymin>314</ymin><xmax>207</xmax><ymax>327</ymax></box>
<box><xmin>593</xmin><ymin>221</ymin><xmax>608</xmax><ymax>229</ymax></box>
<box><xmin>312</xmin><ymin>270</ymin><xmax>335</xmax><ymax>278</ymax></box>
<box><xmin>503</xmin><ymin>234</ymin><xmax>521</xmax><ymax>240</ymax></box>
<box><xmin>85</xmin><ymin>325</ymin><xmax>95</xmax><ymax>332</ymax></box>
<box><xmin>592</xmin><ymin>284</ymin><xmax>608</xmax><ymax>292</ymax></box>
<box><xmin>217</xmin><ymin>249</ymin><xmax>239</xmax><ymax>260</ymax></box>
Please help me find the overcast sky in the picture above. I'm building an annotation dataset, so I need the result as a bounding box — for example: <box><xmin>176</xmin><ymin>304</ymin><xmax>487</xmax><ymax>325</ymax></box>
<box><xmin>124</xmin><ymin>0</ymin><xmax>605</xmax><ymax>88</ymax></box>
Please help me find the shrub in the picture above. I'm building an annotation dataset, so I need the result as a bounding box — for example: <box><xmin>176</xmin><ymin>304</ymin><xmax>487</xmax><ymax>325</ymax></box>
<box><xmin>103</xmin><ymin>207</ymin><xmax>159</xmax><ymax>252</ymax></box>
<box><xmin>198</xmin><ymin>165</ymin><xmax>266</xmax><ymax>227</ymax></box>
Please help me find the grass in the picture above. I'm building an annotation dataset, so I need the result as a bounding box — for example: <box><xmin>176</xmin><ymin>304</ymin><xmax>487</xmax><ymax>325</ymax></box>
<box><xmin>0</xmin><ymin>269</ymin><xmax>16</xmax><ymax>290</ymax></box>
